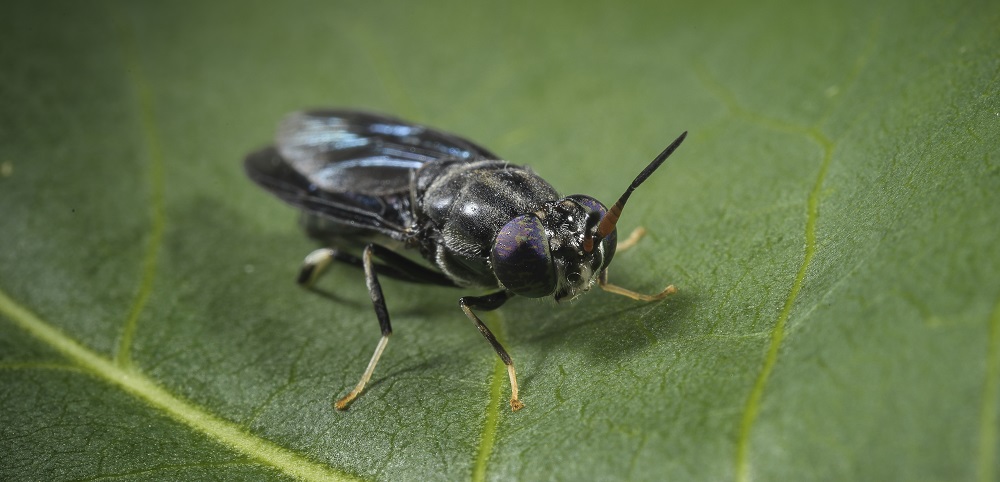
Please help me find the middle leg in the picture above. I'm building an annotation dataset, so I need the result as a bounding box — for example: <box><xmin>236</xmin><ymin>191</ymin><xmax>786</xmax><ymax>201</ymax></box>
<box><xmin>334</xmin><ymin>243</ymin><xmax>393</xmax><ymax>410</ymax></box>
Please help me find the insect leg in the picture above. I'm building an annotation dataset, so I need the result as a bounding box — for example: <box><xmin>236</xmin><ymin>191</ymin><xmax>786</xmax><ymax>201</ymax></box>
<box><xmin>298</xmin><ymin>248</ymin><xmax>342</xmax><ymax>286</ymax></box>
<box><xmin>598</xmin><ymin>268</ymin><xmax>676</xmax><ymax>302</ymax></box>
<box><xmin>602</xmin><ymin>227</ymin><xmax>675</xmax><ymax>300</ymax></box>
<box><xmin>298</xmin><ymin>247</ymin><xmax>455</xmax><ymax>287</ymax></box>
<box><xmin>459</xmin><ymin>291</ymin><xmax>524</xmax><ymax>411</ymax></box>
<box><xmin>616</xmin><ymin>226</ymin><xmax>648</xmax><ymax>252</ymax></box>
<box><xmin>334</xmin><ymin>244</ymin><xmax>393</xmax><ymax>411</ymax></box>
<box><xmin>366</xmin><ymin>244</ymin><xmax>458</xmax><ymax>287</ymax></box>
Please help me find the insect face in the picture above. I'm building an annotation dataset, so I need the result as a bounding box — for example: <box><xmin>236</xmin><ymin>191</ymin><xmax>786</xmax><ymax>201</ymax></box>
<box><xmin>490</xmin><ymin>195</ymin><xmax>617</xmax><ymax>302</ymax></box>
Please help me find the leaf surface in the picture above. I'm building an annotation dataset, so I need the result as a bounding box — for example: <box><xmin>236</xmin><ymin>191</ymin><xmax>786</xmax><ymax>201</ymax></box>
<box><xmin>1</xmin><ymin>1</ymin><xmax>998</xmax><ymax>480</ymax></box>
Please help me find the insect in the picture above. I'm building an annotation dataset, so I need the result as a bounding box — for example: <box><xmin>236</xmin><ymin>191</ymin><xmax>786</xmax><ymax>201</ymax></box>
<box><xmin>244</xmin><ymin>109</ymin><xmax>687</xmax><ymax>411</ymax></box>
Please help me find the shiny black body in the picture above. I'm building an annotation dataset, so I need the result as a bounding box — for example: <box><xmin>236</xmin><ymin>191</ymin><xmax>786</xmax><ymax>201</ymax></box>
<box><xmin>245</xmin><ymin>110</ymin><xmax>610</xmax><ymax>299</ymax></box>
<box><xmin>244</xmin><ymin>109</ymin><xmax>684</xmax><ymax>411</ymax></box>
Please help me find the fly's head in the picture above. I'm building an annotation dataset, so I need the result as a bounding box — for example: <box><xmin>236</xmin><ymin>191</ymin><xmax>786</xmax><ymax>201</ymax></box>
<box><xmin>490</xmin><ymin>196</ymin><xmax>616</xmax><ymax>302</ymax></box>
<box><xmin>489</xmin><ymin>130</ymin><xmax>688</xmax><ymax>303</ymax></box>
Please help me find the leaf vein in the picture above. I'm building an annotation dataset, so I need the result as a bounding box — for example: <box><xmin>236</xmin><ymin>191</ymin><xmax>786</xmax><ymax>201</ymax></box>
<box><xmin>110</xmin><ymin>6</ymin><xmax>166</xmax><ymax>369</ymax></box>
<box><xmin>0</xmin><ymin>288</ymin><xmax>360</xmax><ymax>482</ymax></box>
<box><xmin>471</xmin><ymin>311</ymin><xmax>508</xmax><ymax>482</ymax></box>
<box><xmin>977</xmin><ymin>296</ymin><xmax>1000</xmax><ymax>482</ymax></box>
<box><xmin>693</xmin><ymin>63</ymin><xmax>839</xmax><ymax>482</ymax></box>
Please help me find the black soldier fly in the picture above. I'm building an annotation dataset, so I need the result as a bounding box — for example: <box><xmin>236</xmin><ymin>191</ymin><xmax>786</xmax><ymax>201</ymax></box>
<box><xmin>245</xmin><ymin>110</ymin><xmax>687</xmax><ymax>411</ymax></box>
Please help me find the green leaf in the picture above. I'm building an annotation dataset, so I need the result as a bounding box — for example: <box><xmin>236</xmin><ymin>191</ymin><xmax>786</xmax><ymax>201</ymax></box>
<box><xmin>2</xmin><ymin>1</ymin><xmax>998</xmax><ymax>480</ymax></box>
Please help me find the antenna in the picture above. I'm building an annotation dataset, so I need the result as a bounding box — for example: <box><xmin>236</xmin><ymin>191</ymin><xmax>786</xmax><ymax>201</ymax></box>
<box><xmin>584</xmin><ymin>131</ymin><xmax>688</xmax><ymax>253</ymax></box>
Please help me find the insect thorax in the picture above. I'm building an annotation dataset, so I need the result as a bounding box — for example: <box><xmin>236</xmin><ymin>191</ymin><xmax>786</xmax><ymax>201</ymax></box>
<box><xmin>413</xmin><ymin>159</ymin><xmax>559</xmax><ymax>288</ymax></box>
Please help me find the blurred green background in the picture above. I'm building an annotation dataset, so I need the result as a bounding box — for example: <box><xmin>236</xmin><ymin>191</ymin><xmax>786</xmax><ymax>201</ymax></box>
<box><xmin>1</xmin><ymin>0</ymin><xmax>998</xmax><ymax>480</ymax></box>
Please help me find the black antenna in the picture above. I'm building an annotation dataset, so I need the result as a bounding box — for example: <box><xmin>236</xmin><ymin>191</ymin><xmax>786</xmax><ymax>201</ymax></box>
<box><xmin>585</xmin><ymin>131</ymin><xmax>688</xmax><ymax>252</ymax></box>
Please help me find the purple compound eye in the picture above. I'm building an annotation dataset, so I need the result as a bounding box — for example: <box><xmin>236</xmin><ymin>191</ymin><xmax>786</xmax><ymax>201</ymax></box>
<box><xmin>566</xmin><ymin>194</ymin><xmax>616</xmax><ymax>269</ymax></box>
<box><xmin>566</xmin><ymin>194</ymin><xmax>607</xmax><ymax>219</ymax></box>
<box><xmin>491</xmin><ymin>214</ymin><xmax>556</xmax><ymax>298</ymax></box>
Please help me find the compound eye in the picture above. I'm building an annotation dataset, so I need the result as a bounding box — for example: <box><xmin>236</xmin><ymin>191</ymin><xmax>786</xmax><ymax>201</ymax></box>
<box><xmin>491</xmin><ymin>214</ymin><xmax>556</xmax><ymax>298</ymax></box>
<box><xmin>567</xmin><ymin>194</ymin><xmax>616</xmax><ymax>269</ymax></box>
<box><xmin>600</xmin><ymin>228</ymin><xmax>617</xmax><ymax>269</ymax></box>
<box><xmin>565</xmin><ymin>194</ymin><xmax>606</xmax><ymax>232</ymax></box>
<box><xmin>566</xmin><ymin>194</ymin><xmax>607</xmax><ymax>218</ymax></box>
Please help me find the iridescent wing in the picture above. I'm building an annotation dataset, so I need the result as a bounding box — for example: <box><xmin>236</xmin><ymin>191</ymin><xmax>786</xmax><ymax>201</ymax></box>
<box><xmin>245</xmin><ymin>109</ymin><xmax>500</xmax><ymax>239</ymax></box>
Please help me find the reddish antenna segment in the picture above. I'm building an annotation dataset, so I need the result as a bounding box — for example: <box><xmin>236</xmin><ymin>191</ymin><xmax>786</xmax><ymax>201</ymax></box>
<box><xmin>585</xmin><ymin>131</ymin><xmax>688</xmax><ymax>253</ymax></box>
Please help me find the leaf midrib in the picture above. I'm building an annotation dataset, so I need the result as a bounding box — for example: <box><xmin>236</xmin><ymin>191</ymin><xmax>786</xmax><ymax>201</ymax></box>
<box><xmin>0</xmin><ymin>8</ymin><xmax>357</xmax><ymax>480</ymax></box>
<box><xmin>0</xmin><ymin>288</ymin><xmax>358</xmax><ymax>482</ymax></box>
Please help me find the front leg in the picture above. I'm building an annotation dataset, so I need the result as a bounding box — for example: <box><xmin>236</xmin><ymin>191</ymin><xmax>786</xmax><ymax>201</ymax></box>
<box><xmin>598</xmin><ymin>269</ymin><xmax>676</xmax><ymax>302</ymax></box>
<box><xmin>601</xmin><ymin>227</ymin><xmax>676</xmax><ymax>301</ymax></box>
<box><xmin>459</xmin><ymin>291</ymin><xmax>524</xmax><ymax>411</ymax></box>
